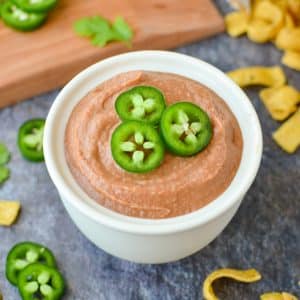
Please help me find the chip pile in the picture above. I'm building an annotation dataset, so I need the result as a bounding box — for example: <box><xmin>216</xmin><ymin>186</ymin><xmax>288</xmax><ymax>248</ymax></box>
<box><xmin>225</xmin><ymin>2</ymin><xmax>300</xmax><ymax>154</ymax></box>
<box><xmin>227</xmin><ymin>66</ymin><xmax>300</xmax><ymax>153</ymax></box>
<box><xmin>225</xmin><ymin>0</ymin><xmax>300</xmax><ymax>71</ymax></box>
<box><xmin>225</xmin><ymin>0</ymin><xmax>300</xmax><ymax>153</ymax></box>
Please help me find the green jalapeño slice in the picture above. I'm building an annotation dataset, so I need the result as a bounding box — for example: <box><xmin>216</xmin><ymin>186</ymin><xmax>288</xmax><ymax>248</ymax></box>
<box><xmin>160</xmin><ymin>102</ymin><xmax>213</xmax><ymax>156</ymax></box>
<box><xmin>1</xmin><ymin>1</ymin><xmax>46</xmax><ymax>31</ymax></box>
<box><xmin>111</xmin><ymin>121</ymin><xmax>165</xmax><ymax>173</ymax></box>
<box><xmin>13</xmin><ymin>0</ymin><xmax>58</xmax><ymax>13</ymax></box>
<box><xmin>18</xmin><ymin>118</ymin><xmax>45</xmax><ymax>162</ymax></box>
<box><xmin>18</xmin><ymin>263</ymin><xmax>65</xmax><ymax>300</ymax></box>
<box><xmin>6</xmin><ymin>242</ymin><xmax>56</xmax><ymax>286</ymax></box>
<box><xmin>115</xmin><ymin>86</ymin><xmax>166</xmax><ymax>125</ymax></box>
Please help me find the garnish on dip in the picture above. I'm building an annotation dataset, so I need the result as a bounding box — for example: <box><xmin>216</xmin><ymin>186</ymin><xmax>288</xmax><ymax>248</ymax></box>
<box><xmin>111</xmin><ymin>121</ymin><xmax>165</xmax><ymax>173</ymax></box>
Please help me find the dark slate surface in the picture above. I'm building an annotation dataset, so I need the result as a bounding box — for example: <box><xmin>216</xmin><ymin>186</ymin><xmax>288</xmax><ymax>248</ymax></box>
<box><xmin>0</xmin><ymin>1</ymin><xmax>299</xmax><ymax>299</ymax></box>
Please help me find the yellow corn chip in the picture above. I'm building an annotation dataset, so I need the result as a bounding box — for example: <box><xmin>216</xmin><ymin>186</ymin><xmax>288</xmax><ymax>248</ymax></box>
<box><xmin>259</xmin><ymin>85</ymin><xmax>300</xmax><ymax>120</ymax></box>
<box><xmin>225</xmin><ymin>11</ymin><xmax>250</xmax><ymax>37</ymax></box>
<box><xmin>261</xmin><ymin>293</ymin><xmax>287</xmax><ymax>300</ymax></box>
<box><xmin>203</xmin><ymin>268</ymin><xmax>262</xmax><ymax>300</ymax></box>
<box><xmin>285</xmin><ymin>12</ymin><xmax>296</xmax><ymax>28</ymax></box>
<box><xmin>282</xmin><ymin>292</ymin><xmax>299</xmax><ymax>300</ymax></box>
<box><xmin>273</xmin><ymin>109</ymin><xmax>300</xmax><ymax>153</ymax></box>
<box><xmin>252</xmin><ymin>0</ymin><xmax>262</xmax><ymax>9</ymax></box>
<box><xmin>282</xmin><ymin>50</ymin><xmax>300</xmax><ymax>70</ymax></box>
<box><xmin>287</xmin><ymin>0</ymin><xmax>300</xmax><ymax>22</ymax></box>
<box><xmin>270</xmin><ymin>0</ymin><xmax>289</xmax><ymax>10</ymax></box>
<box><xmin>227</xmin><ymin>66</ymin><xmax>286</xmax><ymax>87</ymax></box>
<box><xmin>247</xmin><ymin>1</ymin><xmax>284</xmax><ymax>42</ymax></box>
<box><xmin>275</xmin><ymin>27</ymin><xmax>300</xmax><ymax>51</ymax></box>
<box><xmin>260</xmin><ymin>292</ymin><xmax>299</xmax><ymax>300</ymax></box>
<box><xmin>0</xmin><ymin>201</ymin><xmax>21</xmax><ymax>226</ymax></box>
<box><xmin>248</xmin><ymin>19</ymin><xmax>279</xmax><ymax>42</ymax></box>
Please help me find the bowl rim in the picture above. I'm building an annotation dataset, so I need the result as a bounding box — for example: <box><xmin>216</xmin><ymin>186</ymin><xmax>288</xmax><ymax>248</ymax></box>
<box><xmin>44</xmin><ymin>50</ymin><xmax>263</xmax><ymax>235</ymax></box>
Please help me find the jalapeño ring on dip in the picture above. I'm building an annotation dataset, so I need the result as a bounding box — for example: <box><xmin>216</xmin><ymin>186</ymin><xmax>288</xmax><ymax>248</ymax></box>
<box><xmin>111</xmin><ymin>121</ymin><xmax>165</xmax><ymax>173</ymax></box>
<box><xmin>160</xmin><ymin>102</ymin><xmax>213</xmax><ymax>157</ymax></box>
<box><xmin>115</xmin><ymin>85</ymin><xmax>166</xmax><ymax>125</ymax></box>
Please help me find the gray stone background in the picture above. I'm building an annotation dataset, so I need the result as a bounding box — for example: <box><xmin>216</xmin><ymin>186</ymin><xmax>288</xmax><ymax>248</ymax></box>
<box><xmin>0</xmin><ymin>1</ymin><xmax>299</xmax><ymax>299</ymax></box>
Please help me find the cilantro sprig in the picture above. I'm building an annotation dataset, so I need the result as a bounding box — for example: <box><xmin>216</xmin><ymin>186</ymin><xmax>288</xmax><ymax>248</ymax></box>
<box><xmin>74</xmin><ymin>16</ymin><xmax>133</xmax><ymax>47</ymax></box>
<box><xmin>0</xmin><ymin>143</ymin><xmax>10</xmax><ymax>184</ymax></box>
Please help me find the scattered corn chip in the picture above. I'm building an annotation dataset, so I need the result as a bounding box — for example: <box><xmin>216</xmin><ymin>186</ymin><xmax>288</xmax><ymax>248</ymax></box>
<box><xmin>260</xmin><ymin>292</ymin><xmax>299</xmax><ymax>300</ymax></box>
<box><xmin>225</xmin><ymin>11</ymin><xmax>250</xmax><ymax>37</ymax></box>
<box><xmin>273</xmin><ymin>109</ymin><xmax>300</xmax><ymax>153</ymax></box>
<box><xmin>284</xmin><ymin>13</ymin><xmax>296</xmax><ymax>28</ymax></box>
<box><xmin>282</xmin><ymin>50</ymin><xmax>300</xmax><ymax>70</ymax></box>
<box><xmin>270</xmin><ymin>0</ymin><xmax>289</xmax><ymax>10</ymax></box>
<box><xmin>261</xmin><ymin>292</ymin><xmax>285</xmax><ymax>300</ymax></box>
<box><xmin>282</xmin><ymin>292</ymin><xmax>299</xmax><ymax>300</ymax></box>
<box><xmin>247</xmin><ymin>19</ymin><xmax>278</xmax><ymax>42</ymax></box>
<box><xmin>287</xmin><ymin>0</ymin><xmax>300</xmax><ymax>22</ymax></box>
<box><xmin>251</xmin><ymin>0</ymin><xmax>261</xmax><ymax>9</ymax></box>
<box><xmin>261</xmin><ymin>1</ymin><xmax>285</xmax><ymax>20</ymax></box>
<box><xmin>227</xmin><ymin>66</ymin><xmax>286</xmax><ymax>87</ymax></box>
<box><xmin>275</xmin><ymin>27</ymin><xmax>300</xmax><ymax>51</ymax></box>
<box><xmin>259</xmin><ymin>85</ymin><xmax>300</xmax><ymax>120</ymax></box>
<box><xmin>247</xmin><ymin>1</ymin><xmax>284</xmax><ymax>42</ymax></box>
<box><xmin>203</xmin><ymin>268</ymin><xmax>262</xmax><ymax>300</ymax></box>
<box><xmin>0</xmin><ymin>201</ymin><xmax>21</xmax><ymax>226</ymax></box>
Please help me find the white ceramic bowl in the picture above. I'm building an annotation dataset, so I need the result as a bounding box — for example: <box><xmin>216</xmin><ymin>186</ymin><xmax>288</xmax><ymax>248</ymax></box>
<box><xmin>44</xmin><ymin>51</ymin><xmax>262</xmax><ymax>264</ymax></box>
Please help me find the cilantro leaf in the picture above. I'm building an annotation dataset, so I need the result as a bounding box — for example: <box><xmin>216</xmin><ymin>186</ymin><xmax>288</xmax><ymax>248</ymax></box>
<box><xmin>91</xmin><ymin>30</ymin><xmax>118</xmax><ymax>46</ymax></box>
<box><xmin>74</xmin><ymin>16</ymin><xmax>111</xmax><ymax>37</ymax></box>
<box><xmin>112</xmin><ymin>16</ymin><xmax>133</xmax><ymax>41</ymax></box>
<box><xmin>74</xmin><ymin>18</ymin><xmax>94</xmax><ymax>37</ymax></box>
<box><xmin>74</xmin><ymin>15</ymin><xmax>133</xmax><ymax>47</ymax></box>
<box><xmin>0</xmin><ymin>165</ymin><xmax>9</xmax><ymax>184</ymax></box>
<box><xmin>0</xmin><ymin>143</ymin><xmax>10</xmax><ymax>165</ymax></box>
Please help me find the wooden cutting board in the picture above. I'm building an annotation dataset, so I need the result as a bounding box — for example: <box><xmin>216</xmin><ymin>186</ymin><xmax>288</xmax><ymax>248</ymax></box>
<box><xmin>0</xmin><ymin>0</ymin><xmax>224</xmax><ymax>108</ymax></box>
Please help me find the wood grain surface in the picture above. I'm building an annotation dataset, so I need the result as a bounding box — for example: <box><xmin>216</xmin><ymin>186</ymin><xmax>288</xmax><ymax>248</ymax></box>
<box><xmin>0</xmin><ymin>0</ymin><xmax>224</xmax><ymax>108</ymax></box>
